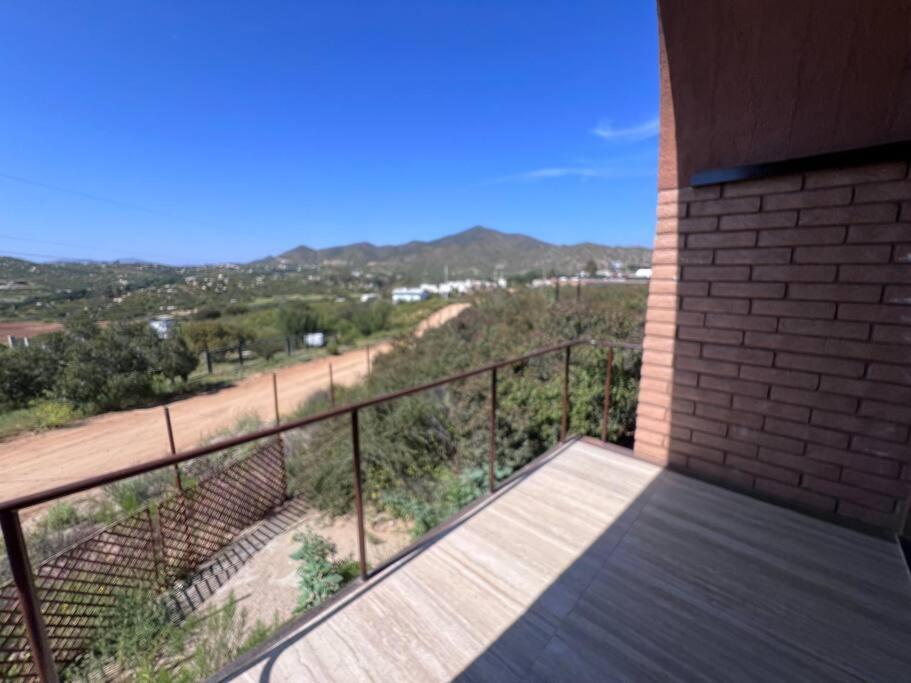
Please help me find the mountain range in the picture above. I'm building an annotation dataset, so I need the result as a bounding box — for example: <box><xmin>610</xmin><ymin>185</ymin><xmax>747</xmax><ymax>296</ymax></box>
<box><xmin>261</xmin><ymin>226</ymin><xmax>651</xmax><ymax>279</ymax></box>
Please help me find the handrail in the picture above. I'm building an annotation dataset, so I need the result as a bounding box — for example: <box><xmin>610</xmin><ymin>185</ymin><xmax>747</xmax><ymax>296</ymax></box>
<box><xmin>0</xmin><ymin>337</ymin><xmax>636</xmax><ymax>513</ymax></box>
<box><xmin>0</xmin><ymin>336</ymin><xmax>642</xmax><ymax>683</ymax></box>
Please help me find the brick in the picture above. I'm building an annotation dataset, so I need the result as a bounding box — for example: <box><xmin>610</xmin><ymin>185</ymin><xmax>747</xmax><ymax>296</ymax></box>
<box><xmin>657</xmin><ymin>202</ymin><xmax>684</xmax><ymax>219</ymax></box>
<box><xmin>741</xmin><ymin>364</ymin><xmax>818</xmax><ymax>389</ymax></box>
<box><xmin>777</xmin><ymin>318</ymin><xmax>869</xmax><ymax>340</ymax></box>
<box><xmin>638</xmin><ymin>402</ymin><xmax>668</xmax><ymax>421</ymax></box>
<box><xmin>774</xmin><ymin>351</ymin><xmax>865</xmax><ymax>378</ymax></box>
<box><xmin>703</xmin><ymin>344</ymin><xmax>773</xmax><ymax>366</ymax></box>
<box><xmin>853</xmin><ymin>179</ymin><xmax>911</xmax><ymax>203</ymax></box>
<box><xmin>696</xmin><ymin>404</ymin><xmax>764</xmax><ymax>430</ymax></box>
<box><xmin>753</xmin><ymin>478</ymin><xmax>835</xmax><ymax>513</ymax></box>
<box><xmin>838</xmin><ymin>303</ymin><xmax>911</xmax><ymax>324</ymax></box>
<box><xmin>654</xmin><ymin>233</ymin><xmax>683</xmax><ymax>249</ymax></box>
<box><xmin>842</xmin><ymin>469</ymin><xmax>911</xmax><ymax>498</ymax></box>
<box><xmin>678</xmin><ymin>325</ymin><xmax>743</xmax><ymax>345</ymax></box>
<box><xmin>793</xmin><ymin>245</ymin><xmax>892</xmax><ymax>264</ymax></box>
<box><xmin>643</xmin><ymin>335</ymin><xmax>677</xmax><ymax>354</ymax></box>
<box><xmin>692</xmin><ymin>431</ymin><xmax>759</xmax><ymax>458</ymax></box>
<box><xmin>682</xmin><ymin>266</ymin><xmax>750</xmax><ymax>282</ymax></box>
<box><xmin>682</xmin><ymin>297</ymin><xmax>749</xmax><ymax>314</ymax></box>
<box><xmin>635</xmin><ymin>416</ymin><xmax>672</xmax><ymax>437</ymax></box>
<box><xmin>819</xmin><ymin>376</ymin><xmax>911</xmax><ymax>404</ymax></box>
<box><xmin>804</xmin><ymin>161</ymin><xmax>907</xmax><ymax>189</ymax></box>
<box><xmin>839</xmin><ymin>265</ymin><xmax>911</xmax><ymax>283</ymax></box>
<box><xmin>788</xmin><ymin>283</ymin><xmax>882</xmax><ymax>303</ymax></box>
<box><xmin>752</xmin><ymin>299</ymin><xmax>835</xmax><ymax>319</ymax></box>
<box><xmin>670</xmin><ymin>425</ymin><xmax>692</xmax><ymax>441</ymax></box>
<box><xmin>884</xmin><ymin>286</ymin><xmax>911</xmax><ymax>304</ymax></box>
<box><xmin>676</xmin><ymin>311</ymin><xmax>706</xmax><ymax>327</ymax></box>
<box><xmin>825</xmin><ymin>338</ymin><xmax>908</xmax><ymax>365</ymax></box>
<box><xmin>675</xmin><ymin>355</ymin><xmax>739</xmax><ymax>377</ymax></box>
<box><xmin>672</xmin><ymin>397</ymin><xmax>696</xmax><ymax>414</ymax></box>
<box><xmin>653</xmin><ymin>248</ymin><xmax>713</xmax><ymax>265</ymax></box>
<box><xmin>752</xmin><ymin>265</ymin><xmax>836</xmax><ymax>282</ymax></box>
<box><xmin>644</xmin><ymin>321</ymin><xmax>677</xmax><ymax>339</ymax></box>
<box><xmin>705</xmin><ymin>312</ymin><xmax>777</xmax><ymax>332</ymax></box>
<box><xmin>642</xmin><ymin>352</ymin><xmax>673</xmax><ymax>371</ymax></box>
<box><xmin>729</xmin><ymin>425</ymin><xmax>803</xmax><ymax>454</ymax></box>
<box><xmin>657</xmin><ymin>216</ymin><xmax>718</xmax><ymax>234</ymax></box>
<box><xmin>802</xmin><ymin>476</ymin><xmax>896</xmax><ymax>511</ymax></box>
<box><xmin>726</xmin><ymin>454</ymin><xmax>799</xmax><ymax>485</ymax></box>
<box><xmin>674</xmin><ymin>370</ymin><xmax>699</xmax><ymax>387</ymax></box>
<box><xmin>712</xmin><ymin>282</ymin><xmax>786</xmax><ymax>298</ymax></box>
<box><xmin>758</xmin><ymin>226</ymin><xmax>846</xmax><ymax>247</ymax></box>
<box><xmin>765</xmin><ymin>418</ymin><xmax>849</xmax><ymax>449</ymax></box>
<box><xmin>637</xmin><ymin>390</ymin><xmax>673</xmax><ymax>409</ymax></box>
<box><xmin>647</xmin><ymin>294</ymin><xmax>678</xmax><ymax>309</ymax></box>
<box><xmin>701</xmin><ymin>374</ymin><xmax>769</xmax><ymax>398</ymax></box>
<box><xmin>673</xmin><ymin>186</ymin><xmax>722</xmax><ymax>202</ymax></box>
<box><xmin>872</xmin><ymin>324</ymin><xmax>911</xmax><ymax>344</ymax></box>
<box><xmin>799</xmin><ymin>204</ymin><xmax>898</xmax><ymax>226</ymax></box>
<box><xmin>811</xmin><ymin>411</ymin><xmax>907</xmax><ymax>444</ymax></box>
<box><xmin>689</xmin><ymin>196</ymin><xmax>761</xmax><ymax>216</ymax></box>
<box><xmin>674</xmin><ymin>383</ymin><xmax>732</xmax><ymax>409</ymax></box>
<box><xmin>902</xmin><ymin>201</ymin><xmax>911</xmax><ymax>221</ymax></box>
<box><xmin>770</xmin><ymin>386</ymin><xmax>857</xmax><ymax>414</ymax></box>
<box><xmin>722</xmin><ymin>175</ymin><xmax>802</xmax><ymax>198</ymax></box>
<box><xmin>867</xmin><ymin>363</ymin><xmax>911</xmax><ymax>386</ymax></box>
<box><xmin>687</xmin><ymin>231</ymin><xmax>757</xmax><ymax>249</ymax></box>
<box><xmin>650</xmin><ymin>265</ymin><xmax>681</xmax><ymax>280</ymax></box>
<box><xmin>763</xmin><ymin>187</ymin><xmax>851</xmax><ymax>210</ymax></box>
<box><xmin>672</xmin><ymin>412</ymin><xmax>729</xmax><ymax>436</ymax></box>
<box><xmin>746</xmin><ymin>331</ymin><xmax>824</xmax><ymax>354</ymax></box>
<box><xmin>759</xmin><ymin>448</ymin><xmax>839</xmax><ymax>479</ymax></box>
<box><xmin>847</xmin><ymin>223</ymin><xmax>911</xmax><ymax>243</ymax></box>
<box><xmin>806</xmin><ymin>444</ymin><xmax>900</xmax><ymax>477</ymax></box>
<box><xmin>720</xmin><ymin>211</ymin><xmax>797</xmax><ymax>231</ymax></box>
<box><xmin>686</xmin><ymin>457</ymin><xmax>754</xmax><ymax>489</ymax></box>
<box><xmin>895</xmin><ymin>243</ymin><xmax>911</xmax><ymax>263</ymax></box>
<box><xmin>858</xmin><ymin>399</ymin><xmax>911</xmax><ymax>424</ymax></box>
<box><xmin>715</xmin><ymin>247</ymin><xmax>791</xmax><ymax>265</ymax></box>
<box><xmin>645</xmin><ymin>307</ymin><xmax>678</xmax><ymax>324</ymax></box>
<box><xmin>836</xmin><ymin>502</ymin><xmax>902</xmax><ymax>530</ymax></box>
<box><xmin>669</xmin><ymin>439</ymin><xmax>724</xmax><ymax>463</ymax></box>
<box><xmin>851</xmin><ymin>435</ymin><xmax>909</xmax><ymax>461</ymax></box>
<box><xmin>732</xmin><ymin>396</ymin><xmax>810</xmax><ymax>422</ymax></box>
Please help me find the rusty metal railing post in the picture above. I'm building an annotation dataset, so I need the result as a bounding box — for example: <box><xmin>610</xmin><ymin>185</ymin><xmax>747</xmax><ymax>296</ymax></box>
<box><xmin>238</xmin><ymin>340</ymin><xmax>244</xmax><ymax>369</ymax></box>
<box><xmin>488</xmin><ymin>367</ymin><xmax>497</xmax><ymax>493</ymax></box>
<box><xmin>204</xmin><ymin>346</ymin><xmax>213</xmax><ymax>374</ymax></box>
<box><xmin>350</xmin><ymin>409</ymin><xmax>368</xmax><ymax>580</ymax></box>
<box><xmin>272</xmin><ymin>373</ymin><xmax>280</xmax><ymax>426</ymax></box>
<box><xmin>329</xmin><ymin>362</ymin><xmax>336</xmax><ymax>407</ymax></box>
<box><xmin>365</xmin><ymin>344</ymin><xmax>371</xmax><ymax>375</ymax></box>
<box><xmin>601</xmin><ymin>347</ymin><xmax>614</xmax><ymax>443</ymax></box>
<box><xmin>163</xmin><ymin>407</ymin><xmax>177</xmax><ymax>455</ymax></box>
<box><xmin>0</xmin><ymin>509</ymin><xmax>59</xmax><ymax>683</ymax></box>
<box><xmin>560</xmin><ymin>345</ymin><xmax>571</xmax><ymax>441</ymax></box>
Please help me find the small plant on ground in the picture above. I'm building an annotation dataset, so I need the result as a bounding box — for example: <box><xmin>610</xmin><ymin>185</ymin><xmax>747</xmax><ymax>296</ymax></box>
<box><xmin>290</xmin><ymin>531</ymin><xmax>351</xmax><ymax>613</ymax></box>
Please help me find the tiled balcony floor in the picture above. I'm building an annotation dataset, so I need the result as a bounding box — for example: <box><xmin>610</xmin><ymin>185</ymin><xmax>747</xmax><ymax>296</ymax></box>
<box><xmin>223</xmin><ymin>439</ymin><xmax>911</xmax><ymax>682</ymax></box>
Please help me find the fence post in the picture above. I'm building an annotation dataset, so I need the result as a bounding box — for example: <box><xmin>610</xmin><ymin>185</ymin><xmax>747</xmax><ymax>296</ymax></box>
<box><xmin>272</xmin><ymin>373</ymin><xmax>280</xmax><ymax>426</ymax></box>
<box><xmin>204</xmin><ymin>347</ymin><xmax>213</xmax><ymax>374</ymax></box>
<box><xmin>560</xmin><ymin>345</ymin><xmax>571</xmax><ymax>441</ymax></box>
<box><xmin>285</xmin><ymin>336</ymin><xmax>292</xmax><ymax>357</ymax></box>
<box><xmin>237</xmin><ymin>340</ymin><xmax>244</xmax><ymax>369</ymax></box>
<box><xmin>488</xmin><ymin>367</ymin><xmax>497</xmax><ymax>493</ymax></box>
<box><xmin>146</xmin><ymin>507</ymin><xmax>164</xmax><ymax>588</ymax></box>
<box><xmin>350</xmin><ymin>409</ymin><xmax>368</xmax><ymax>580</ymax></box>
<box><xmin>576</xmin><ymin>278</ymin><xmax>581</xmax><ymax>302</ymax></box>
<box><xmin>0</xmin><ymin>509</ymin><xmax>59</xmax><ymax>683</ymax></box>
<box><xmin>601</xmin><ymin>347</ymin><xmax>614</xmax><ymax>443</ymax></box>
<box><xmin>163</xmin><ymin>407</ymin><xmax>177</xmax><ymax>455</ymax></box>
<box><xmin>329</xmin><ymin>362</ymin><xmax>336</xmax><ymax>407</ymax></box>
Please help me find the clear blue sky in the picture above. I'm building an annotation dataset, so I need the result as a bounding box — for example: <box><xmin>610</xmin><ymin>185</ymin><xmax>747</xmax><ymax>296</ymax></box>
<box><xmin>1</xmin><ymin>2</ymin><xmax>658</xmax><ymax>265</ymax></box>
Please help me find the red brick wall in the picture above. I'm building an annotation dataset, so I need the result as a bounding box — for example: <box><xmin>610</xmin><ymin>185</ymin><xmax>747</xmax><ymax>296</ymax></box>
<box><xmin>634</xmin><ymin>160</ymin><xmax>911</xmax><ymax>534</ymax></box>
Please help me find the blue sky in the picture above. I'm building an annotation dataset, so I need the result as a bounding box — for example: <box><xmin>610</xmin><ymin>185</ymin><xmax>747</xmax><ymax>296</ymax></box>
<box><xmin>1</xmin><ymin>2</ymin><xmax>658</xmax><ymax>265</ymax></box>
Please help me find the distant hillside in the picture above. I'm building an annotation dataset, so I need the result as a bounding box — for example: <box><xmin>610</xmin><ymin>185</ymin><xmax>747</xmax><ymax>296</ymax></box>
<box><xmin>265</xmin><ymin>226</ymin><xmax>652</xmax><ymax>280</ymax></box>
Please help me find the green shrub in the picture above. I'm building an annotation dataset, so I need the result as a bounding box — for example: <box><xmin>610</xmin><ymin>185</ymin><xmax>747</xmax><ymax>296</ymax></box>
<box><xmin>43</xmin><ymin>502</ymin><xmax>80</xmax><ymax>532</ymax></box>
<box><xmin>290</xmin><ymin>531</ymin><xmax>349</xmax><ymax>613</ymax></box>
<box><xmin>31</xmin><ymin>400</ymin><xmax>79</xmax><ymax>430</ymax></box>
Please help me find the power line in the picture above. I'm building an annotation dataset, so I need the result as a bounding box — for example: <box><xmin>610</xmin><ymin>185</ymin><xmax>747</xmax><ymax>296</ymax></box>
<box><xmin>0</xmin><ymin>171</ymin><xmax>214</xmax><ymax>229</ymax></box>
<box><xmin>0</xmin><ymin>234</ymin><xmax>181</xmax><ymax>263</ymax></box>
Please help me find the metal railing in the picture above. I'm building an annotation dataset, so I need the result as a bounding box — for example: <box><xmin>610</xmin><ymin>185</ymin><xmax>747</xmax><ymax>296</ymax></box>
<box><xmin>0</xmin><ymin>337</ymin><xmax>641</xmax><ymax>682</ymax></box>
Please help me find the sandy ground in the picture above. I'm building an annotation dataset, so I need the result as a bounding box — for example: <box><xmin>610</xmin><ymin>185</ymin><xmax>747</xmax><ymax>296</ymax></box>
<box><xmin>0</xmin><ymin>303</ymin><xmax>469</xmax><ymax>507</ymax></box>
<box><xmin>204</xmin><ymin>506</ymin><xmax>413</xmax><ymax>629</ymax></box>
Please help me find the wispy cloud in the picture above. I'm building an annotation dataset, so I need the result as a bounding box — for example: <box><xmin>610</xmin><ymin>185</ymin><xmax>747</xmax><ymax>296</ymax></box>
<box><xmin>490</xmin><ymin>160</ymin><xmax>654</xmax><ymax>184</ymax></box>
<box><xmin>592</xmin><ymin>117</ymin><xmax>659</xmax><ymax>143</ymax></box>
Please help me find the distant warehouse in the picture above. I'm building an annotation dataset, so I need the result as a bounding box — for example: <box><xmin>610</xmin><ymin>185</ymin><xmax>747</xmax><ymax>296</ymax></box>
<box><xmin>392</xmin><ymin>288</ymin><xmax>428</xmax><ymax>304</ymax></box>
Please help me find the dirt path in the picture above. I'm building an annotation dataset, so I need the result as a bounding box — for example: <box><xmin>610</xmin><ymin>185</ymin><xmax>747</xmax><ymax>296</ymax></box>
<box><xmin>0</xmin><ymin>303</ymin><xmax>469</xmax><ymax>505</ymax></box>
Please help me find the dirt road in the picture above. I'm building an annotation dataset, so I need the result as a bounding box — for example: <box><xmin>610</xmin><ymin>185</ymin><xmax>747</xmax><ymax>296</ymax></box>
<box><xmin>0</xmin><ymin>303</ymin><xmax>469</xmax><ymax>505</ymax></box>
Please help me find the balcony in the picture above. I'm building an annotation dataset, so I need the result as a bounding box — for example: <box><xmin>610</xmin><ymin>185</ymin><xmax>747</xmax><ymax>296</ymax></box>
<box><xmin>219</xmin><ymin>437</ymin><xmax>911</xmax><ymax>681</ymax></box>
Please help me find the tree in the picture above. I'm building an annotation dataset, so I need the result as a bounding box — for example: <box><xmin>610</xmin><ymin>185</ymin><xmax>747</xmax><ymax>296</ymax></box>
<box><xmin>277</xmin><ymin>304</ymin><xmax>320</xmax><ymax>339</ymax></box>
<box><xmin>584</xmin><ymin>259</ymin><xmax>599</xmax><ymax>277</ymax></box>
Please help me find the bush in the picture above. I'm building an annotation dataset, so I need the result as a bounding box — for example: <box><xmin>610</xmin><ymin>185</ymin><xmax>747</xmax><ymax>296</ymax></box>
<box><xmin>31</xmin><ymin>400</ymin><xmax>79</xmax><ymax>430</ymax></box>
<box><xmin>290</xmin><ymin>531</ymin><xmax>349</xmax><ymax>613</ymax></box>
<box><xmin>43</xmin><ymin>502</ymin><xmax>80</xmax><ymax>532</ymax></box>
<box><xmin>250</xmin><ymin>336</ymin><xmax>284</xmax><ymax>361</ymax></box>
